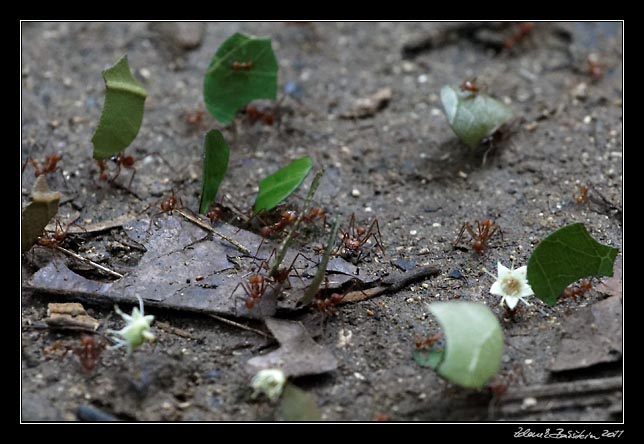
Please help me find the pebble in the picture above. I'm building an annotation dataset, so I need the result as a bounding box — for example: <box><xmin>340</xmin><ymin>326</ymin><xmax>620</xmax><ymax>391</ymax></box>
<box><xmin>139</xmin><ymin>68</ymin><xmax>151</xmax><ymax>80</ymax></box>
<box><xmin>354</xmin><ymin>372</ymin><xmax>366</xmax><ymax>381</ymax></box>
<box><xmin>149</xmin><ymin>22</ymin><xmax>205</xmax><ymax>50</ymax></box>
<box><xmin>521</xmin><ymin>397</ymin><xmax>538</xmax><ymax>409</ymax></box>
<box><xmin>417</xmin><ymin>74</ymin><xmax>428</xmax><ymax>83</ymax></box>
<box><xmin>524</xmin><ymin>359</ymin><xmax>533</xmax><ymax>365</ymax></box>
<box><xmin>351</xmin><ymin>189</ymin><xmax>361</xmax><ymax>197</ymax></box>
<box><xmin>583</xmin><ymin>115</ymin><xmax>593</xmax><ymax>124</ymax></box>
<box><xmin>409</xmin><ymin>230</ymin><xmax>417</xmax><ymax>235</ymax></box>
<box><xmin>430</xmin><ymin>108</ymin><xmax>442</xmax><ymax>116</ymax></box>
<box><xmin>458</xmin><ymin>171</ymin><xmax>468</xmax><ymax>179</ymax></box>
<box><xmin>432</xmin><ymin>222</ymin><xmax>441</xmax><ymax>228</ymax></box>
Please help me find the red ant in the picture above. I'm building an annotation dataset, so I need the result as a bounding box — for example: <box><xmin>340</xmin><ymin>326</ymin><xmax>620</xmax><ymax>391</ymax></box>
<box><xmin>314</xmin><ymin>292</ymin><xmax>346</xmax><ymax>316</ymax></box>
<box><xmin>231</xmin><ymin>61</ymin><xmax>253</xmax><ymax>70</ymax></box>
<box><xmin>23</xmin><ymin>153</ymin><xmax>63</xmax><ymax>177</ymax></box>
<box><xmin>184</xmin><ymin>108</ymin><xmax>206</xmax><ymax>127</ymax></box>
<box><xmin>206</xmin><ymin>207</ymin><xmax>224</xmax><ymax>225</ymax></box>
<box><xmin>259</xmin><ymin>210</ymin><xmax>298</xmax><ymax>238</ymax></box>
<box><xmin>259</xmin><ymin>249</ymin><xmax>310</xmax><ymax>289</ymax></box>
<box><xmin>73</xmin><ymin>335</ymin><xmax>105</xmax><ymax>372</ymax></box>
<box><xmin>96</xmin><ymin>152</ymin><xmax>136</xmax><ymax>188</ymax></box>
<box><xmin>336</xmin><ymin>214</ymin><xmax>386</xmax><ymax>262</ymax></box>
<box><xmin>415</xmin><ymin>333</ymin><xmax>443</xmax><ymax>349</ymax></box>
<box><xmin>145</xmin><ymin>190</ymin><xmax>184</xmax><ymax>231</ymax></box>
<box><xmin>587</xmin><ymin>54</ymin><xmax>603</xmax><ymax>83</ymax></box>
<box><xmin>44</xmin><ymin>335</ymin><xmax>105</xmax><ymax>373</ymax></box>
<box><xmin>302</xmin><ymin>207</ymin><xmax>327</xmax><ymax>228</ymax></box>
<box><xmin>231</xmin><ymin>271</ymin><xmax>271</xmax><ymax>313</ymax></box>
<box><xmin>246</xmin><ymin>104</ymin><xmax>275</xmax><ymax>126</ymax></box>
<box><xmin>503</xmin><ymin>22</ymin><xmax>535</xmax><ymax>51</ymax></box>
<box><xmin>561</xmin><ymin>279</ymin><xmax>593</xmax><ymax>302</ymax></box>
<box><xmin>454</xmin><ymin>219</ymin><xmax>503</xmax><ymax>253</ymax></box>
<box><xmin>36</xmin><ymin>217</ymin><xmax>84</xmax><ymax>250</ymax></box>
<box><xmin>460</xmin><ymin>78</ymin><xmax>480</xmax><ymax>94</ymax></box>
<box><xmin>573</xmin><ymin>184</ymin><xmax>590</xmax><ymax>205</ymax></box>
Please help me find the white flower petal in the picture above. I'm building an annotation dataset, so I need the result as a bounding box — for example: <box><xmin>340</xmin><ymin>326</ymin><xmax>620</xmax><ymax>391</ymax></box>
<box><xmin>503</xmin><ymin>295</ymin><xmax>519</xmax><ymax>310</ymax></box>
<box><xmin>490</xmin><ymin>280</ymin><xmax>505</xmax><ymax>296</ymax></box>
<box><xmin>497</xmin><ymin>262</ymin><xmax>511</xmax><ymax>279</ymax></box>
<box><xmin>519</xmin><ymin>284</ymin><xmax>534</xmax><ymax>298</ymax></box>
<box><xmin>514</xmin><ymin>266</ymin><xmax>528</xmax><ymax>278</ymax></box>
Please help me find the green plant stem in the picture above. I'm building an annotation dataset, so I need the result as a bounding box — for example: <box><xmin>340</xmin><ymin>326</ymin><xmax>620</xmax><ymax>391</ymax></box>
<box><xmin>268</xmin><ymin>169</ymin><xmax>324</xmax><ymax>278</ymax></box>
<box><xmin>300</xmin><ymin>217</ymin><xmax>339</xmax><ymax>306</ymax></box>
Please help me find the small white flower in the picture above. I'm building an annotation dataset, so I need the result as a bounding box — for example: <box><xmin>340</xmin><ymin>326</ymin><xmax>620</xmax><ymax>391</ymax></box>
<box><xmin>251</xmin><ymin>369</ymin><xmax>286</xmax><ymax>402</ymax></box>
<box><xmin>108</xmin><ymin>295</ymin><xmax>155</xmax><ymax>354</ymax></box>
<box><xmin>485</xmin><ymin>262</ymin><xmax>534</xmax><ymax>310</ymax></box>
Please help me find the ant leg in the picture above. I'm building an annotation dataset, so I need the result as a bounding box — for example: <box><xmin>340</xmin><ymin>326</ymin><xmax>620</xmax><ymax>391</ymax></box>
<box><xmin>348</xmin><ymin>213</ymin><xmax>357</xmax><ymax>239</ymax></box>
<box><xmin>454</xmin><ymin>223</ymin><xmax>469</xmax><ymax>248</ymax></box>
<box><xmin>464</xmin><ymin>224</ymin><xmax>478</xmax><ymax>242</ymax></box>
<box><xmin>109</xmin><ymin>163</ymin><xmax>122</xmax><ymax>184</ymax></box>
<box><xmin>127</xmin><ymin>168</ymin><xmax>136</xmax><ymax>189</ymax></box>
<box><xmin>363</xmin><ymin>219</ymin><xmax>386</xmax><ymax>256</ymax></box>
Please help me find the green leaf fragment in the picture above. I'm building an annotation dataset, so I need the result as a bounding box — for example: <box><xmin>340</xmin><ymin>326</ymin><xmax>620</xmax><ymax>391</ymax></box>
<box><xmin>413</xmin><ymin>347</ymin><xmax>445</xmax><ymax>369</ymax></box>
<box><xmin>91</xmin><ymin>55</ymin><xmax>147</xmax><ymax>159</ymax></box>
<box><xmin>254</xmin><ymin>156</ymin><xmax>313</xmax><ymax>213</ymax></box>
<box><xmin>199</xmin><ymin>130</ymin><xmax>230</xmax><ymax>214</ymax></box>
<box><xmin>527</xmin><ymin>223</ymin><xmax>619</xmax><ymax>306</ymax></box>
<box><xmin>279</xmin><ymin>382</ymin><xmax>321</xmax><ymax>421</ymax></box>
<box><xmin>440</xmin><ymin>85</ymin><xmax>514</xmax><ymax>148</ymax></box>
<box><xmin>428</xmin><ymin>302</ymin><xmax>503</xmax><ymax>389</ymax></box>
<box><xmin>21</xmin><ymin>176</ymin><xmax>61</xmax><ymax>253</ymax></box>
<box><xmin>203</xmin><ymin>33</ymin><xmax>278</xmax><ymax>125</ymax></box>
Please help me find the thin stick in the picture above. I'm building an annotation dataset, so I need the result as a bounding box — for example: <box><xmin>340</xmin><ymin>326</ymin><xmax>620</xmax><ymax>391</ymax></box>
<box><xmin>177</xmin><ymin>209</ymin><xmax>250</xmax><ymax>255</ymax></box>
<box><xmin>208</xmin><ymin>313</ymin><xmax>272</xmax><ymax>339</ymax></box>
<box><xmin>53</xmin><ymin>245</ymin><xmax>124</xmax><ymax>279</ymax></box>
<box><xmin>268</xmin><ymin>169</ymin><xmax>325</xmax><ymax>278</ymax></box>
<box><xmin>300</xmin><ymin>217</ymin><xmax>340</xmax><ymax>306</ymax></box>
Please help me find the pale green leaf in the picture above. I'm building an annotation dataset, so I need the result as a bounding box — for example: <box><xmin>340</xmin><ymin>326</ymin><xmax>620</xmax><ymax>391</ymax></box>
<box><xmin>440</xmin><ymin>85</ymin><xmax>514</xmax><ymax>148</ymax></box>
<box><xmin>428</xmin><ymin>302</ymin><xmax>503</xmax><ymax>389</ymax></box>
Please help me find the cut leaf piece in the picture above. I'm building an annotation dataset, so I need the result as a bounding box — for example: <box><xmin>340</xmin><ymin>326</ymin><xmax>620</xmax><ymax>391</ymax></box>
<box><xmin>91</xmin><ymin>55</ymin><xmax>147</xmax><ymax>159</ymax></box>
<box><xmin>527</xmin><ymin>223</ymin><xmax>618</xmax><ymax>306</ymax></box>
<box><xmin>21</xmin><ymin>176</ymin><xmax>61</xmax><ymax>252</ymax></box>
<box><xmin>203</xmin><ymin>33</ymin><xmax>278</xmax><ymax>125</ymax></box>
<box><xmin>253</xmin><ymin>156</ymin><xmax>313</xmax><ymax>213</ymax></box>
<box><xmin>279</xmin><ymin>383</ymin><xmax>321</xmax><ymax>421</ymax></box>
<box><xmin>199</xmin><ymin>130</ymin><xmax>230</xmax><ymax>214</ymax></box>
<box><xmin>440</xmin><ymin>85</ymin><xmax>514</xmax><ymax>148</ymax></box>
<box><xmin>413</xmin><ymin>346</ymin><xmax>444</xmax><ymax>369</ymax></box>
<box><xmin>428</xmin><ymin>302</ymin><xmax>503</xmax><ymax>389</ymax></box>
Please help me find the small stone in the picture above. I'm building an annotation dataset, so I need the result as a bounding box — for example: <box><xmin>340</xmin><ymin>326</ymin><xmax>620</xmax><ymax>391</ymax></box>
<box><xmin>521</xmin><ymin>397</ymin><xmax>538</xmax><ymax>409</ymax></box>
<box><xmin>432</xmin><ymin>222</ymin><xmax>441</xmax><ymax>228</ymax></box>
<box><xmin>524</xmin><ymin>359</ymin><xmax>533</xmax><ymax>365</ymax></box>
<box><xmin>409</xmin><ymin>230</ymin><xmax>417</xmax><ymax>235</ymax></box>
<box><xmin>354</xmin><ymin>372</ymin><xmax>366</xmax><ymax>381</ymax></box>
<box><xmin>139</xmin><ymin>68</ymin><xmax>151</xmax><ymax>80</ymax></box>
<box><xmin>417</xmin><ymin>74</ymin><xmax>428</xmax><ymax>83</ymax></box>
<box><xmin>351</xmin><ymin>189</ymin><xmax>361</xmax><ymax>197</ymax></box>
<box><xmin>583</xmin><ymin>115</ymin><xmax>593</xmax><ymax>124</ymax></box>
<box><xmin>402</xmin><ymin>61</ymin><xmax>416</xmax><ymax>72</ymax></box>
<box><xmin>458</xmin><ymin>171</ymin><xmax>468</xmax><ymax>179</ymax></box>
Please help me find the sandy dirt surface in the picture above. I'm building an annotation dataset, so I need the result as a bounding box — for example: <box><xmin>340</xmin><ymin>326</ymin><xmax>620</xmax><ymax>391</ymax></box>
<box><xmin>21</xmin><ymin>22</ymin><xmax>622</xmax><ymax>421</ymax></box>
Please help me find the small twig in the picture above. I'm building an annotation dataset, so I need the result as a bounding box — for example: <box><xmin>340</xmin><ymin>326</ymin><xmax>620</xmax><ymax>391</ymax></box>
<box><xmin>269</xmin><ymin>169</ymin><xmax>325</xmax><ymax>277</ymax></box>
<box><xmin>177</xmin><ymin>209</ymin><xmax>250</xmax><ymax>255</ymax></box>
<box><xmin>208</xmin><ymin>314</ymin><xmax>272</xmax><ymax>339</ymax></box>
<box><xmin>300</xmin><ymin>217</ymin><xmax>340</xmax><ymax>306</ymax></box>
<box><xmin>53</xmin><ymin>245</ymin><xmax>124</xmax><ymax>279</ymax></box>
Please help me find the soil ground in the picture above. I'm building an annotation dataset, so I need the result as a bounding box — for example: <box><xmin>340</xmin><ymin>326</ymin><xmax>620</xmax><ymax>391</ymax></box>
<box><xmin>21</xmin><ymin>22</ymin><xmax>623</xmax><ymax>422</ymax></box>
